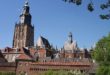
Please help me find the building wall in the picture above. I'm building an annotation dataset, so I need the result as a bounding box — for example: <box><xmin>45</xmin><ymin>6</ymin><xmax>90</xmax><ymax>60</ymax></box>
<box><xmin>13</xmin><ymin>24</ymin><xmax>34</xmax><ymax>48</ymax></box>
<box><xmin>60</xmin><ymin>52</ymin><xmax>85</xmax><ymax>59</ymax></box>
<box><xmin>16</xmin><ymin>61</ymin><xmax>92</xmax><ymax>75</ymax></box>
<box><xmin>4</xmin><ymin>53</ymin><xmax>22</xmax><ymax>62</ymax></box>
<box><xmin>0</xmin><ymin>62</ymin><xmax>16</xmax><ymax>72</ymax></box>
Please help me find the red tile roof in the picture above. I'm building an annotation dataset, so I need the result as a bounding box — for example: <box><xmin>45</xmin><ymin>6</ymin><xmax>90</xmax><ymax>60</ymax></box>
<box><xmin>16</xmin><ymin>54</ymin><xmax>32</xmax><ymax>60</ymax></box>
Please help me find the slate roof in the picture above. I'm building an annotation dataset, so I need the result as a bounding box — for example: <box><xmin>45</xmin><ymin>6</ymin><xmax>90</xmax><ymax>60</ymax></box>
<box><xmin>36</xmin><ymin>36</ymin><xmax>51</xmax><ymax>49</ymax></box>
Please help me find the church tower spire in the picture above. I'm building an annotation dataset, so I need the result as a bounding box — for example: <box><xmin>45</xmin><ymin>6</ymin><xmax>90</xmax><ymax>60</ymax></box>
<box><xmin>68</xmin><ymin>32</ymin><xmax>73</xmax><ymax>43</ymax></box>
<box><xmin>20</xmin><ymin>0</ymin><xmax>31</xmax><ymax>25</ymax></box>
<box><xmin>13</xmin><ymin>1</ymin><xmax>34</xmax><ymax>48</ymax></box>
<box><xmin>23</xmin><ymin>1</ymin><xmax>30</xmax><ymax>14</ymax></box>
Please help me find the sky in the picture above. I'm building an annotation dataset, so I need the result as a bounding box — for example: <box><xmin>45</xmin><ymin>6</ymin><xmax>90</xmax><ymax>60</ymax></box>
<box><xmin>0</xmin><ymin>0</ymin><xmax>110</xmax><ymax>49</ymax></box>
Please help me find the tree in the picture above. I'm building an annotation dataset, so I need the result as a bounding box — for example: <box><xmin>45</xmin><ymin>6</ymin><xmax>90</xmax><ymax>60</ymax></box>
<box><xmin>62</xmin><ymin>0</ymin><xmax>110</xmax><ymax>20</ymax></box>
<box><xmin>92</xmin><ymin>33</ymin><xmax>110</xmax><ymax>65</ymax></box>
<box><xmin>92</xmin><ymin>33</ymin><xmax>110</xmax><ymax>75</ymax></box>
<box><xmin>96</xmin><ymin>66</ymin><xmax>110</xmax><ymax>75</ymax></box>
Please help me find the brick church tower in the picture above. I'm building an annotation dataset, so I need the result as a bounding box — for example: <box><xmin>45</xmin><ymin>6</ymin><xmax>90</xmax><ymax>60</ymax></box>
<box><xmin>13</xmin><ymin>1</ymin><xmax>34</xmax><ymax>48</ymax></box>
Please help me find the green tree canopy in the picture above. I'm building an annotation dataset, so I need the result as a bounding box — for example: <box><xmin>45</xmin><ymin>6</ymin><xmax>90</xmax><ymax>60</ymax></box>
<box><xmin>92</xmin><ymin>33</ymin><xmax>110</xmax><ymax>75</ymax></box>
<box><xmin>93</xmin><ymin>33</ymin><xmax>110</xmax><ymax>65</ymax></box>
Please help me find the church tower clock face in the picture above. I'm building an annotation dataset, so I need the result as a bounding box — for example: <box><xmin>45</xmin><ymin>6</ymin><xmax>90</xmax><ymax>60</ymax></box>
<box><xmin>21</xmin><ymin>16</ymin><xmax>24</xmax><ymax>24</ymax></box>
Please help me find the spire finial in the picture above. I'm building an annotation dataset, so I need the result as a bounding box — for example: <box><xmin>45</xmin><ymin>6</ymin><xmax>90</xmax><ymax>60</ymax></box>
<box><xmin>68</xmin><ymin>32</ymin><xmax>72</xmax><ymax>39</ymax></box>
<box><xmin>22</xmin><ymin>0</ymin><xmax>30</xmax><ymax>14</ymax></box>
<box><xmin>25</xmin><ymin>0</ymin><xmax>29</xmax><ymax>6</ymax></box>
<box><xmin>68</xmin><ymin>32</ymin><xmax>73</xmax><ymax>43</ymax></box>
<box><xmin>69</xmin><ymin>32</ymin><xmax>72</xmax><ymax>36</ymax></box>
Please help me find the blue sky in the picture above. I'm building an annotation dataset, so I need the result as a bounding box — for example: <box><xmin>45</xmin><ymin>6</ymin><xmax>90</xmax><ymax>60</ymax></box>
<box><xmin>0</xmin><ymin>0</ymin><xmax>110</xmax><ymax>49</ymax></box>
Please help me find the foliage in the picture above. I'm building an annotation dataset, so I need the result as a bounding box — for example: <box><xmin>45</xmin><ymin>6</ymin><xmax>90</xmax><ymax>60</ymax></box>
<box><xmin>100</xmin><ymin>14</ymin><xmax>110</xmax><ymax>20</ymax></box>
<box><xmin>0</xmin><ymin>72</ymin><xmax>16</xmax><ymax>75</ymax></box>
<box><xmin>68</xmin><ymin>70</ymin><xmax>85</xmax><ymax>75</ymax></box>
<box><xmin>92</xmin><ymin>33</ymin><xmax>110</xmax><ymax>75</ymax></box>
<box><xmin>92</xmin><ymin>33</ymin><xmax>110</xmax><ymax>64</ymax></box>
<box><xmin>96</xmin><ymin>66</ymin><xmax>110</xmax><ymax>75</ymax></box>
<box><xmin>62</xmin><ymin>0</ymin><xmax>110</xmax><ymax>19</ymax></box>
<box><xmin>44</xmin><ymin>70</ymin><xmax>67</xmax><ymax>75</ymax></box>
<box><xmin>43</xmin><ymin>70</ymin><xmax>85</xmax><ymax>75</ymax></box>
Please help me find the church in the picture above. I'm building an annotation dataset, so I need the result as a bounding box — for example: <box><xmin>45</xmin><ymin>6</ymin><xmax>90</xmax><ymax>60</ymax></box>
<box><xmin>0</xmin><ymin>1</ymin><xmax>96</xmax><ymax>75</ymax></box>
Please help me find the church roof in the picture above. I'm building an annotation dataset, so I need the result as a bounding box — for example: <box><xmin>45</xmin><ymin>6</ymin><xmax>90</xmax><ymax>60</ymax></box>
<box><xmin>36</xmin><ymin>36</ymin><xmax>51</xmax><ymax>48</ymax></box>
<box><xmin>64</xmin><ymin>41</ymin><xmax>77</xmax><ymax>50</ymax></box>
<box><xmin>64</xmin><ymin>32</ymin><xmax>78</xmax><ymax>51</ymax></box>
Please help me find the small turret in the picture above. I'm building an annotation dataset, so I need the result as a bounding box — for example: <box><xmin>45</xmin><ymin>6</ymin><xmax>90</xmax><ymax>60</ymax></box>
<box><xmin>68</xmin><ymin>32</ymin><xmax>73</xmax><ymax>43</ymax></box>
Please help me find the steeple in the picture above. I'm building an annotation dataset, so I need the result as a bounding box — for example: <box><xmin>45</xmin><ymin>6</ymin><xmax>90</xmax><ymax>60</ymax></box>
<box><xmin>13</xmin><ymin>0</ymin><xmax>34</xmax><ymax>48</ymax></box>
<box><xmin>23</xmin><ymin>0</ymin><xmax>30</xmax><ymax>14</ymax></box>
<box><xmin>68</xmin><ymin>32</ymin><xmax>73</xmax><ymax>43</ymax></box>
<box><xmin>20</xmin><ymin>0</ymin><xmax>32</xmax><ymax>25</ymax></box>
